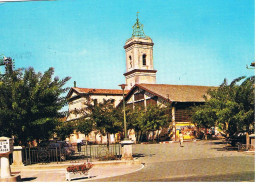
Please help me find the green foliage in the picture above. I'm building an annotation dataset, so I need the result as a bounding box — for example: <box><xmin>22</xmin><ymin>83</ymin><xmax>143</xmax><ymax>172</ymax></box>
<box><xmin>0</xmin><ymin>66</ymin><xmax>70</xmax><ymax>145</ymax></box>
<box><xmin>125</xmin><ymin>106</ymin><xmax>142</xmax><ymax>133</ymax></box>
<box><xmin>72</xmin><ymin>98</ymin><xmax>171</xmax><ymax>143</ymax></box>
<box><xmin>66</xmin><ymin>107</ymin><xmax>94</xmax><ymax>137</ymax></box>
<box><xmin>191</xmin><ymin>76</ymin><xmax>255</xmax><ymax>135</ymax></box>
<box><xmin>76</xmin><ymin>118</ymin><xmax>93</xmax><ymax>136</ymax></box>
<box><xmin>70</xmin><ymin>99</ymin><xmax>123</xmax><ymax>145</ymax></box>
<box><xmin>84</xmin><ymin>99</ymin><xmax>122</xmax><ymax>135</ymax></box>
<box><xmin>140</xmin><ymin>104</ymin><xmax>170</xmax><ymax>132</ymax></box>
<box><xmin>54</xmin><ymin>121</ymin><xmax>74</xmax><ymax>140</ymax></box>
<box><xmin>191</xmin><ymin>105</ymin><xmax>216</xmax><ymax>129</ymax></box>
<box><xmin>125</xmin><ymin>104</ymin><xmax>171</xmax><ymax>142</ymax></box>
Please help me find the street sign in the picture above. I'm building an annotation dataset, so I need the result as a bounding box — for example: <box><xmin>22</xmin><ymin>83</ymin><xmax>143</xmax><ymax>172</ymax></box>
<box><xmin>0</xmin><ymin>137</ymin><xmax>13</xmax><ymax>155</ymax></box>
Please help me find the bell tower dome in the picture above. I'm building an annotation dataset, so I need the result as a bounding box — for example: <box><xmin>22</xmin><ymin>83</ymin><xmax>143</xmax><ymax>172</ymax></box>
<box><xmin>124</xmin><ymin>12</ymin><xmax>157</xmax><ymax>90</ymax></box>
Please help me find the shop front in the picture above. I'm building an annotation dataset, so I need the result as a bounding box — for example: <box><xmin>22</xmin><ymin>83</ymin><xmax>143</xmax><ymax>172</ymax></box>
<box><xmin>176</xmin><ymin>123</ymin><xmax>196</xmax><ymax>140</ymax></box>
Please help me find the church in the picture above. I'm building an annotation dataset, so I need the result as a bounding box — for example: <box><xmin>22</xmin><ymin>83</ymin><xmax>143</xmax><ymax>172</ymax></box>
<box><xmin>66</xmin><ymin>14</ymin><xmax>215</xmax><ymax>143</ymax></box>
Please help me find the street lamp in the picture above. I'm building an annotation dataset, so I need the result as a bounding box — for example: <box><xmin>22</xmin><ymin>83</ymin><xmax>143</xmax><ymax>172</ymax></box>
<box><xmin>119</xmin><ymin>84</ymin><xmax>128</xmax><ymax>140</ymax></box>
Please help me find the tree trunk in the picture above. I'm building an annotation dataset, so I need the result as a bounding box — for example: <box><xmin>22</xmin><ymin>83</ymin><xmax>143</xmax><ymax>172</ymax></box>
<box><xmin>94</xmin><ymin>133</ymin><xmax>97</xmax><ymax>144</ymax></box>
<box><xmin>106</xmin><ymin>133</ymin><xmax>109</xmax><ymax>149</ymax></box>
<box><xmin>246</xmin><ymin>132</ymin><xmax>249</xmax><ymax>150</ymax></box>
<box><xmin>225</xmin><ymin>122</ymin><xmax>229</xmax><ymax>137</ymax></box>
<box><xmin>157</xmin><ymin>130</ymin><xmax>160</xmax><ymax>143</ymax></box>
<box><xmin>204</xmin><ymin>128</ymin><xmax>207</xmax><ymax>140</ymax></box>
<box><xmin>136</xmin><ymin>131</ymin><xmax>139</xmax><ymax>143</ymax></box>
<box><xmin>197</xmin><ymin>126</ymin><xmax>200</xmax><ymax>139</ymax></box>
<box><xmin>138</xmin><ymin>131</ymin><xmax>142</xmax><ymax>143</ymax></box>
<box><xmin>135</xmin><ymin>131</ymin><xmax>139</xmax><ymax>144</ymax></box>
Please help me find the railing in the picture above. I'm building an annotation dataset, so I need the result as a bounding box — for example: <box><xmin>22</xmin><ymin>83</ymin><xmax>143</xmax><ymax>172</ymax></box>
<box><xmin>22</xmin><ymin>147</ymin><xmax>68</xmax><ymax>165</ymax></box>
<box><xmin>71</xmin><ymin>144</ymin><xmax>121</xmax><ymax>161</ymax></box>
<box><xmin>19</xmin><ymin>143</ymin><xmax>121</xmax><ymax>165</ymax></box>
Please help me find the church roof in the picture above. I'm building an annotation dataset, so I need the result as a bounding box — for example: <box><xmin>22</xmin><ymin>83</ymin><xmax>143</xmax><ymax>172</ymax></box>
<box><xmin>125</xmin><ymin>84</ymin><xmax>217</xmax><ymax>103</ymax></box>
<box><xmin>67</xmin><ymin>87</ymin><xmax>129</xmax><ymax>99</ymax></box>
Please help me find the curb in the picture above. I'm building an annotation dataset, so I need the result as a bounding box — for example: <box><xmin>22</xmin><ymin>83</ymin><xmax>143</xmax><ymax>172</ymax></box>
<box><xmin>159</xmin><ymin>141</ymin><xmax>175</xmax><ymax>144</ymax></box>
<box><xmin>141</xmin><ymin>140</ymin><xmax>198</xmax><ymax>145</ymax></box>
<box><xmin>159</xmin><ymin>140</ymin><xmax>197</xmax><ymax>144</ymax></box>
<box><xmin>11</xmin><ymin>159</ymin><xmax>141</xmax><ymax>171</ymax></box>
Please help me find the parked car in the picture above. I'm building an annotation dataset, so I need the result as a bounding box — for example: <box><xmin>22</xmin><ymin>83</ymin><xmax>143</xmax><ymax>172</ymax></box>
<box><xmin>228</xmin><ymin>132</ymin><xmax>247</xmax><ymax>146</ymax></box>
<box><xmin>38</xmin><ymin>140</ymin><xmax>75</xmax><ymax>160</ymax></box>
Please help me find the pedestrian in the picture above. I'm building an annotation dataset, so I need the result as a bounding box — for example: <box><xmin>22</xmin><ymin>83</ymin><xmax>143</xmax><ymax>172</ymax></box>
<box><xmin>179</xmin><ymin>132</ymin><xmax>184</xmax><ymax>147</ymax></box>
<box><xmin>77</xmin><ymin>138</ymin><xmax>82</xmax><ymax>152</ymax></box>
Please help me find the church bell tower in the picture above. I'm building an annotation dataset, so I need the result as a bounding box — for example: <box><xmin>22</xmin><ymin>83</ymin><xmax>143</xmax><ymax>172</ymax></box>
<box><xmin>124</xmin><ymin>13</ymin><xmax>157</xmax><ymax>90</ymax></box>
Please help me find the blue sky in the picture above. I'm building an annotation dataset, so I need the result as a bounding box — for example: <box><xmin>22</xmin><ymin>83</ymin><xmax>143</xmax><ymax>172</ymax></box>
<box><xmin>0</xmin><ymin>0</ymin><xmax>255</xmax><ymax>90</ymax></box>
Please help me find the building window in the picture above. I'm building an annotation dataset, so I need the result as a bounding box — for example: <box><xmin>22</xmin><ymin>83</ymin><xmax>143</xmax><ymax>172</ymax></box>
<box><xmin>93</xmin><ymin>99</ymin><xmax>97</xmax><ymax>106</ymax></box>
<box><xmin>142</xmin><ymin>54</ymin><xmax>146</xmax><ymax>66</ymax></box>
<box><xmin>111</xmin><ymin>99</ymin><xmax>115</xmax><ymax>103</ymax></box>
<box><xmin>134</xmin><ymin>92</ymin><xmax>144</xmax><ymax>100</ymax></box>
<box><xmin>146</xmin><ymin>98</ymin><xmax>157</xmax><ymax>106</ymax></box>
<box><xmin>175</xmin><ymin>108</ymin><xmax>192</xmax><ymax>122</ymax></box>
<box><xmin>111</xmin><ymin>99</ymin><xmax>115</xmax><ymax>107</ymax></box>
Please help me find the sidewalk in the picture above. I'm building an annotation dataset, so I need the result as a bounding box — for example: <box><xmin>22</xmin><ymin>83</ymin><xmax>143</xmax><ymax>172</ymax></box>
<box><xmin>9</xmin><ymin>159</ymin><xmax>143</xmax><ymax>182</ymax></box>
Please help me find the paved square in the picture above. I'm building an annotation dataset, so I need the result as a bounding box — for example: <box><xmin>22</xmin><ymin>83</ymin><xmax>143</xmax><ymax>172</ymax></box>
<box><xmin>91</xmin><ymin>140</ymin><xmax>255</xmax><ymax>182</ymax></box>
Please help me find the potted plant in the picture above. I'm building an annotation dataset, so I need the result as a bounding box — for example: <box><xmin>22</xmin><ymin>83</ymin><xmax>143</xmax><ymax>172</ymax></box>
<box><xmin>66</xmin><ymin>163</ymin><xmax>93</xmax><ymax>181</ymax></box>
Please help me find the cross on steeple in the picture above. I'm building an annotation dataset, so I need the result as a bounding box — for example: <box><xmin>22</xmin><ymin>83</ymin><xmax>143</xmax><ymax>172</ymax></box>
<box><xmin>132</xmin><ymin>11</ymin><xmax>146</xmax><ymax>37</ymax></box>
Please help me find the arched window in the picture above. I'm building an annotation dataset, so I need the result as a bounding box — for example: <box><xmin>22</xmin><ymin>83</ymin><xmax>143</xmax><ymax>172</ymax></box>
<box><xmin>142</xmin><ymin>54</ymin><xmax>146</xmax><ymax>66</ymax></box>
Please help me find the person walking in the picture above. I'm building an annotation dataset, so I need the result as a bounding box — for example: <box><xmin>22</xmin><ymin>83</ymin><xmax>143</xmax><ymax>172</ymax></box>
<box><xmin>179</xmin><ymin>132</ymin><xmax>184</xmax><ymax>147</ymax></box>
<box><xmin>77</xmin><ymin>138</ymin><xmax>82</xmax><ymax>152</ymax></box>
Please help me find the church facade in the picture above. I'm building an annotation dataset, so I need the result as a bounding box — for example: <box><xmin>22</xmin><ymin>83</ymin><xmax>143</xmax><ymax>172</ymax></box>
<box><xmin>66</xmin><ymin>14</ymin><xmax>215</xmax><ymax>143</ymax></box>
<box><xmin>66</xmin><ymin>87</ymin><xmax>128</xmax><ymax>143</ymax></box>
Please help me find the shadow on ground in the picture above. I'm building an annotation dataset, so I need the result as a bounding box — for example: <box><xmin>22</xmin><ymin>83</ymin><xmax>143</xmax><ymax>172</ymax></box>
<box><xmin>211</xmin><ymin>146</ymin><xmax>238</xmax><ymax>151</ymax></box>
<box><xmin>68</xmin><ymin>175</ymin><xmax>96</xmax><ymax>181</ymax></box>
<box><xmin>133</xmin><ymin>153</ymin><xmax>156</xmax><ymax>158</ymax></box>
<box><xmin>209</xmin><ymin>141</ymin><xmax>228</xmax><ymax>145</ymax></box>
<box><xmin>133</xmin><ymin>153</ymin><xmax>145</xmax><ymax>158</ymax></box>
<box><xmin>21</xmin><ymin>177</ymin><xmax>37</xmax><ymax>182</ymax></box>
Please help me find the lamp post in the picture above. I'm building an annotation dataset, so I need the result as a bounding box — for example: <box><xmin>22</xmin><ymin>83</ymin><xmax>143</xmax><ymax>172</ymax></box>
<box><xmin>119</xmin><ymin>84</ymin><xmax>128</xmax><ymax>140</ymax></box>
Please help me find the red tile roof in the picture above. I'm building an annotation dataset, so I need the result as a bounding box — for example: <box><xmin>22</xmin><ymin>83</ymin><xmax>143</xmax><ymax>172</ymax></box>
<box><xmin>72</xmin><ymin>87</ymin><xmax>129</xmax><ymax>95</ymax></box>
<box><xmin>137</xmin><ymin>84</ymin><xmax>217</xmax><ymax>102</ymax></box>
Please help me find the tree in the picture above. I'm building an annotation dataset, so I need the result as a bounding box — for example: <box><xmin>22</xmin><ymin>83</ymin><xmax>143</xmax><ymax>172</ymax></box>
<box><xmin>126</xmin><ymin>104</ymin><xmax>171</xmax><ymax>143</ymax></box>
<box><xmin>142</xmin><ymin>104</ymin><xmax>171</xmax><ymax>142</ymax></box>
<box><xmin>191</xmin><ymin>104</ymin><xmax>217</xmax><ymax>139</ymax></box>
<box><xmin>82</xmin><ymin>99</ymin><xmax>123</xmax><ymax>147</ymax></box>
<box><xmin>66</xmin><ymin>108</ymin><xmax>94</xmax><ymax>140</ymax></box>
<box><xmin>54</xmin><ymin>121</ymin><xmax>74</xmax><ymax>141</ymax></box>
<box><xmin>0</xmin><ymin>65</ymin><xmax>70</xmax><ymax>145</ymax></box>
<box><xmin>191</xmin><ymin>76</ymin><xmax>255</xmax><ymax>137</ymax></box>
<box><xmin>125</xmin><ymin>106</ymin><xmax>142</xmax><ymax>143</ymax></box>
<box><xmin>75</xmin><ymin>118</ymin><xmax>94</xmax><ymax>138</ymax></box>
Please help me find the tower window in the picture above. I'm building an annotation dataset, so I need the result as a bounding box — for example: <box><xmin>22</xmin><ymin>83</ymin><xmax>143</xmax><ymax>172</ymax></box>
<box><xmin>129</xmin><ymin>56</ymin><xmax>132</xmax><ymax>68</ymax></box>
<box><xmin>142</xmin><ymin>54</ymin><xmax>146</xmax><ymax>66</ymax></box>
